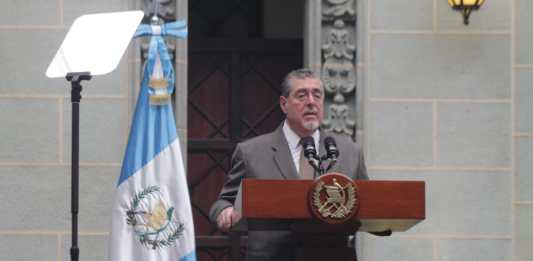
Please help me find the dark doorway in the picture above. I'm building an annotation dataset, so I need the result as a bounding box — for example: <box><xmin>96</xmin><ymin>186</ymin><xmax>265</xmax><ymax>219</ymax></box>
<box><xmin>187</xmin><ymin>0</ymin><xmax>303</xmax><ymax>260</ymax></box>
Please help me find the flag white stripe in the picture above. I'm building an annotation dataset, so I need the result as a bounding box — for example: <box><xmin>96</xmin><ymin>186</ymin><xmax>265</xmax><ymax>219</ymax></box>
<box><xmin>109</xmin><ymin>139</ymin><xmax>195</xmax><ymax>261</ymax></box>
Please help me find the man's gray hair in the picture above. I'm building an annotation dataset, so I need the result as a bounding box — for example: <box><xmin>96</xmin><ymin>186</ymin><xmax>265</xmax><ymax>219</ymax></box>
<box><xmin>280</xmin><ymin>68</ymin><xmax>319</xmax><ymax>98</ymax></box>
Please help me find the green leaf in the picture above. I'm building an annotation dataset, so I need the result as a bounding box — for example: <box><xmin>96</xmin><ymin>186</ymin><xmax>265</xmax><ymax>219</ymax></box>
<box><xmin>166</xmin><ymin>207</ymin><xmax>174</xmax><ymax>220</ymax></box>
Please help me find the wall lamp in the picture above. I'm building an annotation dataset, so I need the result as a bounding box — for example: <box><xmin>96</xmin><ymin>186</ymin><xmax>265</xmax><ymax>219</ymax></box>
<box><xmin>448</xmin><ymin>0</ymin><xmax>485</xmax><ymax>25</ymax></box>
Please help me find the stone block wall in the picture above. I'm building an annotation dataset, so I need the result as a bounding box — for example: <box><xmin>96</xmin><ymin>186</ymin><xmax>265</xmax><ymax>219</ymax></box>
<box><xmin>0</xmin><ymin>1</ymin><xmax>136</xmax><ymax>260</ymax></box>
<box><xmin>358</xmin><ymin>0</ymin><xmax>532</xmax><ymax>260</ymax></box>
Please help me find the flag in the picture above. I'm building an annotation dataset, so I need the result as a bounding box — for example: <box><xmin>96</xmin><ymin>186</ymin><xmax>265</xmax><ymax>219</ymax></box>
<box><xmin>109</xmin><ymin>19</ymin><xmax>195</xmax><ymax>261</ymax></box>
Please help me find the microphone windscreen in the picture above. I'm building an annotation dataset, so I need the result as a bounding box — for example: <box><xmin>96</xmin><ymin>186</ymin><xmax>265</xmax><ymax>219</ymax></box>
<box><xmin>301</xmin><ymin>136</ymin><xmax>315</xmax><ymax>147</ymax></box>
<box><xmin>324</xmin><ymin>136</ymin><xmax>335</xmax><ymax>147</ymax></box>
<box><xmin>324</xmin><ymin>136</ymin><xmax>339</xmax><ymax>158</ymax></box>
<box><xmin>301</xmin><ymin>136</ymin><xmax>316</xmax><ymax>158</ymax></box>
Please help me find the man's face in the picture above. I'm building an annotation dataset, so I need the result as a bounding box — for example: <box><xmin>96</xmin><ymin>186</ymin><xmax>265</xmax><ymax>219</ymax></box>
<box><xmin>280</xmin><ymin>77</ymin><xmax>324</xmax><ymax>136</ymax></box>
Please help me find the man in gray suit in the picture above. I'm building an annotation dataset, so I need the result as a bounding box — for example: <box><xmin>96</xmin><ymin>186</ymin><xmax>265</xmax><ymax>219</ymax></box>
<box><xmin>209</xmin><ymin>68</ymin><xmax>368</xmax><ymax>261</ymax></box>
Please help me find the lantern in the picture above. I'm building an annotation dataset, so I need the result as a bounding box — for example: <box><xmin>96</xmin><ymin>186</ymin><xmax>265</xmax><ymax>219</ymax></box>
<box><xmin>448</xmin><ymin>0</ymin><xmax>485</xmax><ymax>25</ymax></box>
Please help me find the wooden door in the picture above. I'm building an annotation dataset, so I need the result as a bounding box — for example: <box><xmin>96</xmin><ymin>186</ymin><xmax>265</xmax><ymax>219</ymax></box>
<box><xmin>188</xmin><ymin>1</ymin><xmax>302</xmax><ymax>259</ymax></box>
<box><xmin>188</xmin><ymin>39</ymin><xmax>301</xmax><ymax>261</ymax></box>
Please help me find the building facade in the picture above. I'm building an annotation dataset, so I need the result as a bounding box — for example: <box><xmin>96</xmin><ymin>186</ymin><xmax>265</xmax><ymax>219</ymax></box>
<box><xmin>0</xmin><ymin>0</ymin><xmax>531</xmax><ymax>260</ymax></box>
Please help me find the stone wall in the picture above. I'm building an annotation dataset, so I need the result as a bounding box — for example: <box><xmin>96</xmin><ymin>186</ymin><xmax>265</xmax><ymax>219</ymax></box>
<box><xmin>0</xmin><ymin>1</ymin><xmax>137</xmax><ymax>260</ymax></box>
<box><xmin>357</xmin><ymin>0</ymin><xmax>532</xmax><ymax>260</ymax></box>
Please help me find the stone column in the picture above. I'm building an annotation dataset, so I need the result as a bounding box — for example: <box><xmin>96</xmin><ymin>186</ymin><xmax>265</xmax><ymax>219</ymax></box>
<box><xmin>304</xmin><ymin>0</ymin><xmax>322</xmax><ymax>74</ymax></box>
<box><xmin>174</xmin><ymin>0</ymin><xmax>188</xmax><ymax>159</ymax></box>
<box><xmin>305</xmin><ymin>0</ymin><xmax>358</xmax><ymax>139</ymax></box>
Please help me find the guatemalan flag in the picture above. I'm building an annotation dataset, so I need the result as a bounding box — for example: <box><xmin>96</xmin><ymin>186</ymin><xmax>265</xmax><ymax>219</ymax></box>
<box><xmin>109</xmin><ymin>20</ymin><xmax>195</xmax><ymax>261</ymax></box>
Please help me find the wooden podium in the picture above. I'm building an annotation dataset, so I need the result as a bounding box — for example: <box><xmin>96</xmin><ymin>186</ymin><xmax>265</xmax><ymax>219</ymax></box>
<box><xmin>235</xmin><ymin>177</ymin><xmax>425</xmax><ymax>261</ymax></box>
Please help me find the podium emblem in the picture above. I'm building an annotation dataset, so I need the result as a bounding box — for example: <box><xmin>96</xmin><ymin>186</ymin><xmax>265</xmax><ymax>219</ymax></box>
<box><xmin>309</xmin><ymin>173</ymin><xmax>358</xmax><ymax>224</ymax></box>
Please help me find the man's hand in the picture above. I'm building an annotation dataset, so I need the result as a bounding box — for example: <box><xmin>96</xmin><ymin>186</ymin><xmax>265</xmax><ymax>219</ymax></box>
<box><xmin>216</xmin><ymin>207</ymin><xmax>241</xmax><ymax>232</ymax></box>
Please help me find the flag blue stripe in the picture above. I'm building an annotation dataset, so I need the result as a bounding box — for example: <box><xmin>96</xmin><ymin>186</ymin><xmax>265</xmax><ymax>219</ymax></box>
<box><xmin>118</xmin><ymin>89</ymin><xmax>177</xmax><ymax>185</ymax></box>
<box><xmin>179</xmin><ymin>251</ymin><xmax>196</xmax><ymax>261</ymax></box>
<box><xmin>117</xmin><ymin>34</ymin><xmax>177</xmax><ymax>185</ymax></box>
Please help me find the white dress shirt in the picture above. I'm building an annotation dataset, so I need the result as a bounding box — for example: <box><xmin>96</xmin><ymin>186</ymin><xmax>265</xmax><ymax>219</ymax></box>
<box><xmin>282</xmin><ymin>120</ymin><xmax>320</xmax><ymax>173</ymax></box>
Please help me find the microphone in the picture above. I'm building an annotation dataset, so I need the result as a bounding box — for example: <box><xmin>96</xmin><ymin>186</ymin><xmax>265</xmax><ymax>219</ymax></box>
<box><xmin>300</xmin><ymin>136</ymin><xmax>320</xmax><ymax>172</ymax></box>
<box><xmin>324</xmin><ymin>136</ymin><xmax>339</xmax><ymax>160</ymax></box>
<box><xmin>324</xmin><ymin>136</ymin><xmax>339</xmax><ymax>172</ymax></box>
<box><xmin>300</xmin><ymin>136</ymin><xmax>317</xmax><ymax>160</ymax></box>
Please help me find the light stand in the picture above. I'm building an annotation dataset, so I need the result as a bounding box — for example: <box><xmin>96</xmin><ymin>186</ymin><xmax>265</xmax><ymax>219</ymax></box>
<box><xmin>66</xmin><ymin>72</ymin><xmax>91</xmax><ymax>261</ymax></box>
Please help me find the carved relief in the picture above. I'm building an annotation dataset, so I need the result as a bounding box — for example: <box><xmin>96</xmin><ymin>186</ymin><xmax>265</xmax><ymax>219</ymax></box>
<box><xmin>322</xmin><ymin>103</ymin><xmax>356</xmax><ymax>135</ymax></box>
<box><xmin>323</xmin><ymin>0</ymin><xmax>355</xmax><ymax>20</ymax></box>
<box><xmin>143</xmin><ymin>0</ymin><xmax>176</xmax><ymax>21</ymax></box>
<box><xmin>322</xmin><ymin>20</ymin><xmax>356</xmax><ymax>104</ymax></box>
<box><xmin>321</xmin><ymin>1</ymin><xmax>357</xmax><ymax>137</ymax></box>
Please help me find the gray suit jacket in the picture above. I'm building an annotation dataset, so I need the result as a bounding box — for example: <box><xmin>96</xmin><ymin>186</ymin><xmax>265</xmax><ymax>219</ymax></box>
<box><xmin>209</xmin><ymin>124</ymin><xmax>368</xmax><ymax>261</ymax></box>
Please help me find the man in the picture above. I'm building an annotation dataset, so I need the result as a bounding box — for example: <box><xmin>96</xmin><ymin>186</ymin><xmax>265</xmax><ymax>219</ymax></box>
<box><xmin>209</xmin><ymin>68</ymin><xmax>368</xmax><ymax>261</ymax></box>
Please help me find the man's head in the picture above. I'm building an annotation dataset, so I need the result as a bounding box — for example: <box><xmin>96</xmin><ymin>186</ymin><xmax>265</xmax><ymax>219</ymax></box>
<box><xmin>280</xmin><ymin>68</ymin><xmax>324</xmax><ymax>137</ymax></box>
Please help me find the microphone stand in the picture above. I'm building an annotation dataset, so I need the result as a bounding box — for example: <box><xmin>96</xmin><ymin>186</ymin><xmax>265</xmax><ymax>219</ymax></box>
<box><xmin>307</xmin><ymin>153</ymin><xmax>337</xmax><ymax>178</ymax></box>
<box><xmin>321</xmin><ymin>155</ymin><xmax>337</xmax><ymax>173</ymax></box>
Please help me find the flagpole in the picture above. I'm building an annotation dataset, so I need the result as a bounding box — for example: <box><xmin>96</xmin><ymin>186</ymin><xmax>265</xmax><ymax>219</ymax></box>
<box><xmin>66</xmin><ymin>72</ymin><xmax>92</xmax><ymax>261</ymax></box>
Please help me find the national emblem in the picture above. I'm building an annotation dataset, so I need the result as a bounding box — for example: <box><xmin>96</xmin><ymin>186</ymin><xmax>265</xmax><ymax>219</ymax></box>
<box><xmin>309</xmin><ymin>173</ymin><xmax>358</xmax><ymax>224</ymax></box>
<box><xmin>125</xmin><ymin>185</ymin><xmax>185</xmax><ymax>249</ymax></box>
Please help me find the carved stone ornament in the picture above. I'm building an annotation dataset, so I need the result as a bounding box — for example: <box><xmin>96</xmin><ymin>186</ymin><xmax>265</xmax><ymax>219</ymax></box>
<box><xmin>322</xmin><ymin>20</ymin><xmax>356</xmax><ymax>103</ymax></box>
<box><xmin>322</xmin><ymin>103</ymin><xmax>356</xmax><ymax>135</ymax></box>
<box><xmin>321</xmin><ymin>19</ymin><xmax>357</xmax><ymax>136</ymax></box>
<box><xmin>323</xmin><ymin>0</ymin><xmax>355</xmax><ymax>20</ymax></box>
<box><xmin>144</xmin><ymin>0</ymin><xmax>176</xmax><ymax>21</ymax></box>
